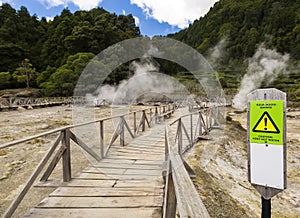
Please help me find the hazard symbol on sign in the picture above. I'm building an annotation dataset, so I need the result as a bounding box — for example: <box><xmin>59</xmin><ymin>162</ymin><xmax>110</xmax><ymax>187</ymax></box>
<box><xmin>252</xmin><ymin>111</ymin><xmax>280</xmax><ymax>134</ymax></box>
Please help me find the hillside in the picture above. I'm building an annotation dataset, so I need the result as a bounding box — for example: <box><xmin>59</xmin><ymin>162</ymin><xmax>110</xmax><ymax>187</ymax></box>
<box><xmin>169</xmin><ymin>0</ymin><xmax>300</xmax><ymax>105</ymax></box>
<box><xmin>0</xmin><ymin>3</ymin><xmax>140</xmax><ymax>95</ymax></box>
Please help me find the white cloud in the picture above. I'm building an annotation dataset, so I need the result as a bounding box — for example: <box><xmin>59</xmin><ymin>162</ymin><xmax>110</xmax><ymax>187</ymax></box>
<box><xmin>122</xmin><ymin>9</ymin><xmax>126</xmax><ymax>15</ymax></box>
<box><xmin>46</xmin><ymin>16</ymin><xmax>54</xmax><ymax>21</ymax></box>
<box><xmin>38</xmin><ymin>0</ymin><xmax>103</xmax><ymax>10</ymax></box>
<box><xmin>130</xmin><ymin>0</ymin><xmax>218</xmax><ymax>28</ymax></box>
<box><xmin>0</xmin><ymin>0</ymin><xmax>13</xmax><ymax>5</ymax></box>
<box><xmin>133</xmin><ymin>15</ymin><xmax>140</xmax><ymax>26</ymax></box>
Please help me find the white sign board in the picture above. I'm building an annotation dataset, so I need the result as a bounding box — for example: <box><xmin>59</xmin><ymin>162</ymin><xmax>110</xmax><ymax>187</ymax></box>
<box><xmin>247</xmin><ymin>88</ymin><xmax>286</xmax><ymax>199</ymax></box>
<box><xmin>250</xmin><ymin>142</ymin><xmax>284</xmax><ymax>189</ymax></box>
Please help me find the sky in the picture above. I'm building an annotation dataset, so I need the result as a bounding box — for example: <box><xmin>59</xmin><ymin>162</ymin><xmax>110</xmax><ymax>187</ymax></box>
<box><xmin>0</xmin><ymin>0</ymin><xmax>219</xmax><ymax>36</ymax></box>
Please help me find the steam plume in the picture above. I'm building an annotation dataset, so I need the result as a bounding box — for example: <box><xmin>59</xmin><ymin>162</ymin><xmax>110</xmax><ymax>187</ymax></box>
<box><xmin>96</xmin><ymin>59</ymin><xmax>186</xmax><ymax>104</ymax></box>
<box><xmin>233</xmin><ymin>44</ymin><xmax>289</xmax><ymax>110</ymax></box>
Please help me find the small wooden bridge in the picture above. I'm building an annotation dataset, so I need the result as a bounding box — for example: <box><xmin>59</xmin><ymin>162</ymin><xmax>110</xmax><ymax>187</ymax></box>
<box><xmin>0</xmin><ymin>97</ymin><xmax>86</xmax><ymax>110</ymax></box>
<box><xmin>1</xmin><ymin>104</ymin><xmax>224</xmax><ymax>218</ymax></box>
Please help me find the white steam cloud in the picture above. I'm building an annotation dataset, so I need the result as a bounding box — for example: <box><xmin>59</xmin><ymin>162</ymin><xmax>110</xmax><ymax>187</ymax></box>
<box><xmin>233</xmin><ymin>44</ymin><xmax>290</xmax><ymax>110</ymax></box>
<box><xmin>208</xmin><ymin>38</ymin><xmax>227</xmax><ymax>66</ymax></box>
<box><xmin>95</xmin><ymin>59</ymin><xmax>186</xmax><ymax>105</ymax></box>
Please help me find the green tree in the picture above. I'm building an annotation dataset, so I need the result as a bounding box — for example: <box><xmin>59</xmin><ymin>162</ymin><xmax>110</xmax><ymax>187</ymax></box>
<box><xmin>40</xmin><ymin>53</ymin><xmax>95</xmax><ymax>96</ymax></box>
<box><xmin>0</xmin><ymin>72</ymin><xmax>12</xmax><ymax>89</ymax></box>
<box><xmin>13</xmin><ymin>58</ymin><xmax>36</xmax><ymax>88</ymax></box>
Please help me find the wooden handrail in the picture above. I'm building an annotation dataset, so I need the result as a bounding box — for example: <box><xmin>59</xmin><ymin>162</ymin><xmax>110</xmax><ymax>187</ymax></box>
<box><xmin>163</xmin><ymin>104</ymin><xmax>226</xmax><ymax>217</ymax></box>
<box><xmin>1</xmin><ymin>104</ymin><xmax>176</xmax><ymax>218</ymax></box>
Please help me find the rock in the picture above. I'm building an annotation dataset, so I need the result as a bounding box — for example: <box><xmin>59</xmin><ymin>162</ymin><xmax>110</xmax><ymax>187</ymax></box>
<box><xmin>17</xmin><ymin>106</ymin><xmax>26</xmax><ymax>111</ymax></box>
<box><xmin>0</xmin><ymin>149</ymin><xmax>8</xmax><ymax>156</ymax></box>
<box><xmin>27</xmin><ymin>105</ymin><xmax>33</xmax><ymax>110</ymax></box>
<box><xmin>290</xmin><ymin>138</ymin><xmax>300</xmax><ymax>143</ymax></box>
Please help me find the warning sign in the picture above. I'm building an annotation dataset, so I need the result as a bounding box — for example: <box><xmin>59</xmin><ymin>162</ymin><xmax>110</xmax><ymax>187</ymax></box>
<box><xmin>252</xmin><ymin>111</ymin><xmax>280</xmax><ymax>133</ymax></box>
<box><xmin>250</xmin><ymin>100</ymin><xmax>284</xmax><ymax>145</ymax></box>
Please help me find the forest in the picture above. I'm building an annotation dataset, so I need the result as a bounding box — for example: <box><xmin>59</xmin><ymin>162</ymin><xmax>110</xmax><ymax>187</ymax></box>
<box><xmin>0</xmin><ymin>3</ymin><xmax>140</xmax><ymax>96</ymax></box>
<box><xmin>0</xmin><ymin>0</ymin><xmax>299</xmax><ymax>99</ymax></box>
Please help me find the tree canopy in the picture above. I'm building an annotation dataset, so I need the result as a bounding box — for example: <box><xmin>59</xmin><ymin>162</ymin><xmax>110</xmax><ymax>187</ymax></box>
<box><xmin>169</xmin><ymin>0</ymin><xmax>300</xmax><ymax>68</ymax></box>
<box><xmin>0</xmin><ymin>3</ymin><xmax>140</xmax><ymax>95</ymax></box>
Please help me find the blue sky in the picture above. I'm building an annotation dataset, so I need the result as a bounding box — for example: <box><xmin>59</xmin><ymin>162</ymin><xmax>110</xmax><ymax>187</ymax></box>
<box><xmin>0</xmin><ymin>0</ymin><xmax>218</xmax><ymax>36</ymax></box>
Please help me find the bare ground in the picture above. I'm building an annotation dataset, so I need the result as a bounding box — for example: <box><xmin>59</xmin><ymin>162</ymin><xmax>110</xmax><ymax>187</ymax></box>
<box><xmin>0</xmin><ymin>104</ymin><xmax>149</xmax><ymax>217</ymax></box>
<box><xmin>186</xmin><ymin>107</ymin><xmax>300</xmax><ymax>217</ymax></box>
<box><xmin>1</xmin><ymin>105</ymin><xmax>300</xmax><ymax>217</ymax></box>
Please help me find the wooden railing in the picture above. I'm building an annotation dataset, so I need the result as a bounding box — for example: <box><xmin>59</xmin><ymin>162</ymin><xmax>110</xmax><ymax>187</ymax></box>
<box><xmin>0</xmin><ymin>104</ymin><xmax>175</xmax><ymax>218</ymax></box>
<box><xmin>163</xmin><ymin>105</ymin><xmax>225</xmax><ymax>217</ymax></box>
<box><xmin>0</xmin><ymin>96</ymin><xmax>87</xmax><ymax>109</ymax></box>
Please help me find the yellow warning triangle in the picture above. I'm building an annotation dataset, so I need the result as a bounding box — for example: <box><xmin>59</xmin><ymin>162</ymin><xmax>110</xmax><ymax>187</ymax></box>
<box><xmin>252</xmin><ymin>112</ymin><xmax>280</xmax><ymax>133</ymax></box>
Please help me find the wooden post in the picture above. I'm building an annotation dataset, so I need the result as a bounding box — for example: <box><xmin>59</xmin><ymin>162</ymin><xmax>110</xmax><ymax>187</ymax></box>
<box><xmin>177</xmin><ymin>119</ymin><xmax>182</xmax><ymax>155</ymax></box>
<box><xmin>190</xmin><ymin>114</ymin><xmax>193</xmax><ymax>145</ymax></box>
<box><xmin>99</xmin><ymin>120</ymin><xmax>104</xmax><ymax>158</ymax></box>
<box><xmin>133</xmin><ymin>112</ymin><xmax>137</xmax><ymax>134</ymax></box>
<box><xmin>62</xmin><ymin>129</ymin><xmax>71</xmax><ymax>182</ymax></box>
<box><xmin>142</xmin><ymin>110</ymin><xmax>146</xmax><ymax>132</ymax></box>
<box><xmin>120</xmin><ymin>117</ymin><xmax>125</xmax><ymax>146</ymax></box>
<box><xmin>206</xmin><ymin>110</ymin><xmax>209</xmax><ymax>130</ymax></box>
<box><xmin>199</xmin><ymin>112</ymin><xmax>202</xmax><ymax>136</ymax></box>
<box><xmin>163</xmin><ymin>166</ymin><xmax>177</xmax><ymax>218</ymax></box>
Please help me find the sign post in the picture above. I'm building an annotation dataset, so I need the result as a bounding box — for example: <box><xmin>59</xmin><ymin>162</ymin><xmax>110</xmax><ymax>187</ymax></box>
<box><xmin>247</xmin><ymin>88</ymin><xmax>287</xmax><ymax>218</ymax></box>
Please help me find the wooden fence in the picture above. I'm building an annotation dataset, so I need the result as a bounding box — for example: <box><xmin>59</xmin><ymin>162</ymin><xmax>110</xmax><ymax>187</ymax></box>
<box><xmin>0</xmin><ymin>96</ymin><xmax>86</xmax><ymax>109</ymax></box>
<box><xmin>163</xmin><ymin>106</ymin><xmax>225</xmax><ymax>217</ymax></box>
<box><xmin>0</xmin><ymin>104</ymin><xmax>175</xmax><ymax>218</ymax></box>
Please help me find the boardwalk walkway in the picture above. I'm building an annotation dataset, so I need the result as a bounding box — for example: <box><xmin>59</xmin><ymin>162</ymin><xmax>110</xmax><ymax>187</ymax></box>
<box><xmin>2</xmin><ymin>105</ymin><xmax>217</xmax><ymax>218</ymax></box>
<box><xmin>24</xmin><ymin>124</ymin><xmax>168</xmax><ymax>217</ymax></box>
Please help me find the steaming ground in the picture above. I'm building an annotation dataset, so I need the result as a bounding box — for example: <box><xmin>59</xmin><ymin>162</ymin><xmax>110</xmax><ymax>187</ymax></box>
<box><xmin>232</xmin><ymin>44</ymin><xmax>290</xmax><ymax>110</ymax></box>
<box><xmin>94</xmin><ymin>60</ymin><xmax>187</xmax><ymax>105</ymax></box>
<box><xmin>186</xmin><ymin>107</ymin><xmax>300</xmax><ymax>217</ymax></box>
<box><xmin>1</xmin><ymin>106</ymin><xmax>299</xmax><ymax>217</ymax></box>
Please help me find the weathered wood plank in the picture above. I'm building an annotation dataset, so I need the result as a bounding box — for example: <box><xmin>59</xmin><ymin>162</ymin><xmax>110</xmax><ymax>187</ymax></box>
<box><xmin>24</xmin><ymin>208</ymin><xmax>162</xmax><ymax>218</ymax></box>
<box><xmin>66</xmin><ymin>178</ymin><xmax>116</xmax><ymax>187</ymax></box>
<box><xmin>82</xmin><ymin>167</ymin><xmax>127</xmax><ymax>175</ymax></box>
<box><xmin>114</xmin><ymin>179</ymin><xmax>164</xmax><ymax>188</ymax></box>
<box><xmin>85</xmin><ymin>165</ymin><xmax>162</xmax><ymax>172</ymax></box>
<box><xmin>90</xmin><ymin>163</ymin><xmax>162</xmax><ymax>170</ymax></box>
<box><xmin>36</xmin><ymin>196</ymin><xmax>163</xmax><ymax>208</ymax></box>
<box><xmin>50</xmin><ymin>187</ymin><xmax>163</xmax><ymax>197</ymax></box>
<box><xmin>107</xmin><ymin>154</ymin><xmax>164</xmax><ymax>161</ymax></box>
<box><xmin>76</xmin><ymin>172</ymin><xmax>160</xmax><ymax>180</ymax></box>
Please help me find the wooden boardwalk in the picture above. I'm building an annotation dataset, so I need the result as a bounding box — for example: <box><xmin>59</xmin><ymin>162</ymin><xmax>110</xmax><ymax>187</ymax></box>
<box><xmin>2</xmin><ymin>105</ymin><xmax>220</xmax><ymax>218</ymax></box>
<box><xmin>24</xmin><ymin>124</ymin><xmax>167</xmax><ymax>218</ymax></box>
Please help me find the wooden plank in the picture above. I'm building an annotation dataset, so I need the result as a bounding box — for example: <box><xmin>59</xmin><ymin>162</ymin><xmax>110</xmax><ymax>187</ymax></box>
<box><xmin>171</xmin><ymin>153</ymin><xmax>210</xmax><ymax>218</ymax></box>
<box><xmin>50</xmin><ymin>187</ymin><xmax>163</xmax><ymax>197</ymax></box>
<box><xmin>69</xmin><ymin>131</ymin><xmax>101</xmax><ymax>161</ymax></box>
<box><xmin>40</xmin><ymin>145</ymin><xmax>65</xmax><ymax>182</ymax></box>
<box><xmin>124</xmin><ymin>169</ymin><xmax>162</xmax><ymax>176</ymax></box>
<box><xmin>109</xmin><ymin>147</ymin><xmax>163</xmax><ymax>154</ymax></box>
<box><xmin>83</xmin><ymin>167</ymin><xmax>126</xmax><ymax>175</ymax></box>
<box><xmin>36</xmin><ymin>196</ymin><xmax>163</xmax><ymax>208</ymax></box>
<box><xmin>114</xmin><ymin>179</ymin><xmax>164</xmax><ymax>188</ymax></box>
<box><xmin>24</xmin><ymin>208</ymin><xmax>162</xmax><ymax>218</ymax></box>
<box><xmin>91</xmin><ymin>162</ymin><xmax>162</xmax><ymax>170</ymax></box>
<box><xmin>76</xmin><ymin>172</ymin><xmax>160</xmax><ymax>180</ymax></box>
<box><xmin>99</xmin><ymin>158</ymin><xmax>135</xmax><ymax>164</ymax></box>
<box><xmin>108</xmin><ymin>154</ymin><xmax>164</xmax><ymax>161</ymax></box>
<box><xmin>66</xmin><ymin>179</ymin><xmax>116</xmax><ymax>187</ymax></box>
<box><xmin>3</xmin><ymin>133</ymin><xmax>63</xmax><ymax>218</ymax></box>
<box><xmin>82</xmin><ymin>165</ymin><xmax>162</xmax><ymax>175</ymax></box>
